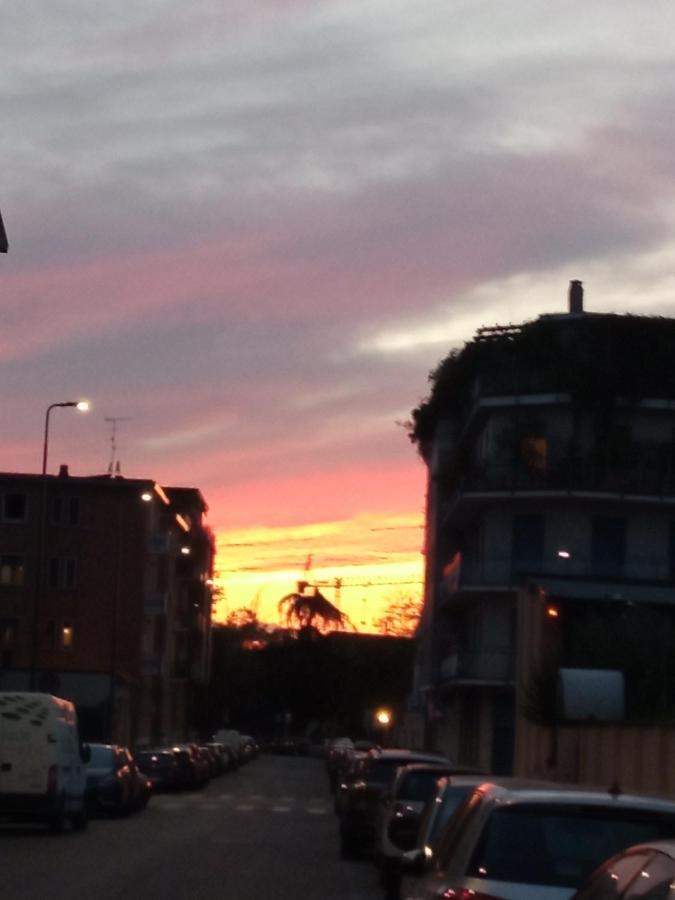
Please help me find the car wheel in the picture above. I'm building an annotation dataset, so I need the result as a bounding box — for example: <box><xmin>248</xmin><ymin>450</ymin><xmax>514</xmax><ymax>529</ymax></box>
<box><xmin>47</xmin><ymin>802</ymin><xmax>67</xmax><ymax>835</ymax></box>
<box><xmin>71</xmin><ymin>805</ymin><xmax>88</xmax><ymax>831</ymax></box>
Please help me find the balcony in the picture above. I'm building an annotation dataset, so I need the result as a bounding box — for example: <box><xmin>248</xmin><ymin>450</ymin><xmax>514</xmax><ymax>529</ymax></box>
<box><xmin>447</xmin><ymin>451</ymin><xmax>675</xmax><ymax>502</ymax></box>
<box><xmin>438</xmin><ymin>648</ymin><xmax>514</xmax><ymax>685</ymax></box>
<box><xmin>447</xmin><ymin>554</ymin><xmax>671</xmax><ymax>593</ymax></box>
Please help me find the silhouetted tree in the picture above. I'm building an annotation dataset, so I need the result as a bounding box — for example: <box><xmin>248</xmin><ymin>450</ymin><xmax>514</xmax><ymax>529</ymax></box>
<box><xmin>278</xmin><ymin>587</ymin><xmax>354</xmax><ymax>633</ymax></box>
<box><xmin>374</xmin><ymin>592</ymin><xmax>422</xmax><ymax>636</ymax></box>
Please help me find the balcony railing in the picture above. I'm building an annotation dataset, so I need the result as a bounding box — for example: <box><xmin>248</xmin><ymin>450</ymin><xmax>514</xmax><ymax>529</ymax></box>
<box><xmin>453</xmin><ymin>554</ymin><xmax>671</xmax><ymax>590</ymax></box>
<box><xmin>438</xmin><ymin>649</ymin><xmax>514</xmax><ymax>684</ymax></box>
<box><xmin>451</xmin><ymin>454</ymin><xmax>675</xmax><ymax>499</ymax></box>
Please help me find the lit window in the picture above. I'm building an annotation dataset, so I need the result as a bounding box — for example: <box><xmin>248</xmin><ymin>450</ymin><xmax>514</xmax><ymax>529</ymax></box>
<box><xmin>0</xmin><ymin>555</ymin><xmax>24</xmax><ymax>587</ymax></box>
<box><xmin>521</xmin><ymin>435</ymin><xmax>548</xmax><ymax>470</ymax></box>
<box><xmin>61</xmin><ymin>624</ymin><xmax>74</xmax><ymax>650</ymax></box>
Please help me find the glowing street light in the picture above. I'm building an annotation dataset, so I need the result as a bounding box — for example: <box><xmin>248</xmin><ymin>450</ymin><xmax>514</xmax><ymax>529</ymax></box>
<box><xmin>375</xmin><ymin>708</ymin><xmax>392</xmax><ymax>727</ymax></box>
<box><xmin>42</xmin><ymin>400</ymin><xmax>90</xmax><ymax>476</ymax></box>
<box><xmin>30</xmin><ymin>399</ymin><xmax>90</xmax><ymax>689</ymax></box>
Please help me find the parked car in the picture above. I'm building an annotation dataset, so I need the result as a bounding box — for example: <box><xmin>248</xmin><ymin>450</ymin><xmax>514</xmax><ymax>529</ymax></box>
<box><xmin>240</xmin><ymin>735</ymin><xmax>259</xmax><ymax>762</ymax></box>
<box><xmin>338</xmin><ymin>749</ymin><xmax>451</xmax><ymax>859</ymax></box>
<box><xmin>204</xmin><ymin>742</ymin><xmax>230</xmax><ymax>774</ymax></box>
<box><xmin>136</xmin><ymin>750</ymin><xmax>181</xmax><ymax>792</ymax></box>
<box><xmin>403</xmin><ymin>781</ymin><xmax>675</xmax><ymax>900</ymax></box>
<box><xmin>393</xmin><ymin>775</ymin><xmax>499</xmax><ymax>900</ymax></box>
<box><xmin>334</xmin><ymin>751</ymin><xmax>371</xmax><ymax>818</ymax></box>
<box><xmin>376</xmin><ymin>766</ymin><xmax>486</xmax><ymax>895</ymax></box>
<box><xmin>85</xmin><ymin>744</ymin><xmax>151</xmax><ymax>815</ymax></box>
<box><xmin>172</xmin><ymin>743</ymin><xmax>210</xmax><ymax>787</ymax></box>
<box><xmin>571</xmin><ymin>838</ymin><xmax>675</xmax><ymax>899</ymax></box>
<box><xmin>0</xmin><ymin>692</ymin><xmax>89</xmax><ymax>833</ymax></box>
<box><xmin>327</xmin><ymin>737</ymin><xmax>355</xmax><ymax>790</ymax></box>
<box><xmin>166</xmin><ymin>745</ymin><xmax>199</xmax><ymax>789</ymax></box>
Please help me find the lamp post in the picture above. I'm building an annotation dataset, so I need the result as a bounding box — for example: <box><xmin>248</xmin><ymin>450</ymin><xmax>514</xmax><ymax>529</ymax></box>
<box><xmin>29</xmin><ymin>400</ymin><xmax>90</xmax><ymax>690</ymax></box>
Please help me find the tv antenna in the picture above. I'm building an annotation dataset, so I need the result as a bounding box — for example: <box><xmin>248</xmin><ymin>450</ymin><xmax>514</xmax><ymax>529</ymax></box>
<box><xmin>105</xmin><ymin>416</ymin><xmax>132</xmax><ymax>477</ymax></box>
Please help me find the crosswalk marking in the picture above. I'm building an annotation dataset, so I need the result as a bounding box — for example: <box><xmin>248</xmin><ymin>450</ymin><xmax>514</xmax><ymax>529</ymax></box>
<box><xmin>152</xmin><ymin>793</ymin><xmax>330</xmax><ymax>815</ymax></box>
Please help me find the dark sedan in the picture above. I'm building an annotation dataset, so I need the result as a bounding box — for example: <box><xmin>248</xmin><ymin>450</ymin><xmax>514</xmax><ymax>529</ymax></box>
<box><xmin>136</xmin><ymin>750</ymin><xmax>181</xmax><ymax>792</ymax></box>
<box><xmin>338</xmin><ymin>749</ymin><xmax>451</xmax><ymax>859</ymax></box>
<box><xmin>85</xmin><ymin>744</ymin><xmax>151</xmax><ymax>815</ymax></box>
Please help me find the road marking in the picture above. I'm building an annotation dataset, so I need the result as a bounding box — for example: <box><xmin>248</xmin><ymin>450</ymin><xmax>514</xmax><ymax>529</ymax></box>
<box><xmin>307</xmin><ymin>807</ymin><xmax>328</xmax><ymax>815</ymax></box>
<box><xmin>218</xmin><ymin>793</ymin><xmax>233</xmax><ymax>800</ymax></box>
<box><xmin>235</xmin><ymin>803</ymin><xmax>254</xmax><ymax>811</ymax></box>
<box><xmin>272</xmin><ymin>805</ymin><xmax>291</xmax><ymax>813</ymax></box>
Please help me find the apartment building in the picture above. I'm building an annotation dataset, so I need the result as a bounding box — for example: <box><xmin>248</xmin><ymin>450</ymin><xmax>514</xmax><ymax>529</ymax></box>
<box><xmin>0</xmin><ymin>468</ymin><xmax>214</xmax><ymax>746</ymax></box>
<box><xmin>410</xmin><ymin>283</ymin><xmax>675</xmax><ymax>773</ymax></box>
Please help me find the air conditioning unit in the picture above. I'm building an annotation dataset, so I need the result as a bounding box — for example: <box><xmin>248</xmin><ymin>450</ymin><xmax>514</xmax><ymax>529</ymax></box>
<box><xmin>557</xmin><ymin>668</ymin><xmax>625</xmax><ymax>722</ymax></box>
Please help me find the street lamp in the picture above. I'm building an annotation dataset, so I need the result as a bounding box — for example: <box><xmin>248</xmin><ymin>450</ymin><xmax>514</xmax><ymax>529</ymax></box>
<box><xmin>42</xmin><ymin>401</ymin><xmax>90</xmax><ymax>476</ymax></box>
<box><xmin>29</xmin><ymin>400</ymin><xmax>90</xmax><ymax>689</ymax></box>
<box><xmin>374</xmin><ymin>706</ymin><xmax>393</xmax><ymax>747</ymax></box>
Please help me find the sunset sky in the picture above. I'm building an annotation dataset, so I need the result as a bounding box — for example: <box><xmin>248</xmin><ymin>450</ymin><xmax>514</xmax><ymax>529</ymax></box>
<box><xmin>4</xmin><ymin>3</ymin><xmax>675</xmax><ymax>629</ymax></box>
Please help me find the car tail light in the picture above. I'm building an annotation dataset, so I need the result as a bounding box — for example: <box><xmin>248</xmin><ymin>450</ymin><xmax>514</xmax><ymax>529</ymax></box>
<box><xmin>442</xmin><ymin>890</ymin><xmax>502</xmax><ymax>899</ymax></box>
<box><xmin>47</xmin><ymin>764</ymin><xmax>57</xmax><ymax>795</ymax></box>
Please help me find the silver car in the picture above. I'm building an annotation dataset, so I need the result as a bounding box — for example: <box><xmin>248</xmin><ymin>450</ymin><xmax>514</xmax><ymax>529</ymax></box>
<box><xmin>572</xmin><ymin>838</ymin><xmax>675</xmax><ymax>899</ymax></box>
<box><xmin>403</xmin><ymin>781</ymin><xmax>675</xmax><ymax>900</ymax></box>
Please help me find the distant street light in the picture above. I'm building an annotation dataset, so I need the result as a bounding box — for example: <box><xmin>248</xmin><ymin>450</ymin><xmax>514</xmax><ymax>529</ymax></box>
<box><xmin>375</xmin><ymin>708</ymin><xmax>392</xmax><ymax>727</ymax></box>
<box><xmin>29</xmin><ymin>400</ymin><xmax>90</xmax><ymax>689</ymax></box>
<box><xmin>374</xmin><ymin>706</ymin><xmax>393</xmax><ymax>747</ymax></box>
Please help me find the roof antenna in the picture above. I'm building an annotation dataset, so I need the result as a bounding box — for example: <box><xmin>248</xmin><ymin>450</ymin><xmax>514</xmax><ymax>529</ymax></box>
<box><xmin>105</xmin><ymin>417</ymin><xmax>132</xmax><ymax>477</ymax></box>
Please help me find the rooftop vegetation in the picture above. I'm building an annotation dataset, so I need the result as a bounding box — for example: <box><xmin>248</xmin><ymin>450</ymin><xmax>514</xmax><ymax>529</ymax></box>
<box><xmin>409</xmin><ymin>312</ymin><xmax>675</xmax><ymax>460</ymax></box>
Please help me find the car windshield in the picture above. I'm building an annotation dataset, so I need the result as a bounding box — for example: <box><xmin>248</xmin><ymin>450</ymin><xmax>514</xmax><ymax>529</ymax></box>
<box><xmin>398</xmin><ymin>771</ymin><xmax>445</xmax><ymax>803</ymax></box>
<box><xmin>367</xmin><ymin>759</ymin><xmax>415</xmax><ymax>787</ymax></box>
<box><xmin>466</xmin><ymin>804</ymin><xmax>675</xmax><ymax>889</ymax></box>
<box><xmin>428</xmin><ymin>785</ymin><xmax>476</xmax><ymax>848</ymax></box>
<box><xmin>138</xmin><ymin>753</ymin><xmax>169</xmax><ymax>768</ymax></box>
<box><xmin>88</xmin><ymin>745</ymin><xmax>114</xmax><ymax>767</ymax></box>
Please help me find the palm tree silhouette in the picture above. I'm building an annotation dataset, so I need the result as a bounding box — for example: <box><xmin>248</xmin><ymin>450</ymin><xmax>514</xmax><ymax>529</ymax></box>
<box><xmin>278</xmin><ymin>587</ymin><xmax>353</xmax><ymax>633</ymax></box>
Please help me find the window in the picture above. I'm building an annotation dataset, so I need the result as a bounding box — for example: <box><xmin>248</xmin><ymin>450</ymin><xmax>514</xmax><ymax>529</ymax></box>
<box><xmin>591</xmin><ymin>516</ymin><xmax>626</xmax><ymax>577</ymax></box>
<box><xmin>61</xmin><ymin>623</ymin><xmax>74</xmax><ymax>650</ymax></box>
<box><xmin>512</xmin><ymin>514</ymin><xmax>545</xmax><ymax>575</ymax></box>
<box><xmin>3</xmin><ymin>493</ymin><xmax>27</xmax><ymax>521</ymax></box>
<box><xmin>521</xmin><ymin>435</ymin><xmax>548</xmax><ymax>471</ymax></box>
<box><xmin>48</xmin><ymin>558</ymin><xmax>76</xmax><ymax>590</ymax></box>
<box><xmin>0</xmin><ymin>619</ymin><xmax>18</xmax><ymax>650</ymax></box>
<box><xmin>466</xmin><ymin>804</ymin><xmax>675</xmax><ymax>890</ymax></box>
<box><xmin>50</xmin><ymin>495</ymin><xmax>80</xmax><ymax>526</ymax></box>
<box><xmin>0</xmin><ymin>555</ymin><xmax>24</xmax><ymax>587</ymax></box>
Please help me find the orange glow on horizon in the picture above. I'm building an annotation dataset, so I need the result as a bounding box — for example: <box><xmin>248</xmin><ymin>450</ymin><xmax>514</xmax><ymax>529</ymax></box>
<box><xmin>213</xmin><ymin>511</ymin><xmax>424</xmax><ymax>634</ymax></box>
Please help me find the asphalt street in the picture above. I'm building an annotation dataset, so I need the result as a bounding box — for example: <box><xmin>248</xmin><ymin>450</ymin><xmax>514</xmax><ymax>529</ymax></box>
<box><xmin>1</xmin><ymin>754</ymin><xmax>381</xmax><ymax>900</ymax></box>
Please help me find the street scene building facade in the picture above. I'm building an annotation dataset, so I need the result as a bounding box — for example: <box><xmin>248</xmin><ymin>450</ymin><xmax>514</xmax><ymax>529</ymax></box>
<box><xmin>0</xmin><ymin>469</ymin><xmax>214</xmax><ymax>747</ymax></box>
<box><xmin>408</xmin><ymin>282</ymin><xmax>675</xmax><ymax>790</ymax></box>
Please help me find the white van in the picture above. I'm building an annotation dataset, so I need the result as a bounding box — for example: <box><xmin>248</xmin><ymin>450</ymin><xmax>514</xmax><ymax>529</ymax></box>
<box><xmin>0</xmin><ymin>692</ymin><xmax>89</xmax><ymax>832</ymax></box>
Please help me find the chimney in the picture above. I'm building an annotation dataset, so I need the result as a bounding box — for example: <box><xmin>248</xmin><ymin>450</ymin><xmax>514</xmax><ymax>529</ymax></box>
<box><xmin>58</xmin><ymin>464</ymin><xmax>69</xmax><ymax>478</ymax></box>
<box><xmin>569</xmin><ymin>280</ymin><xmax>584</xmax><ymax>315</ymax></box>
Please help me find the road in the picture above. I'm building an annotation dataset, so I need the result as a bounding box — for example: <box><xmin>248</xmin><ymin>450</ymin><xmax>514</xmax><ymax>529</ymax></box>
<box><xmin>1</xmin><ymin>754</ymin><xmax>381</xmax><ymax>900</ymax></box>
